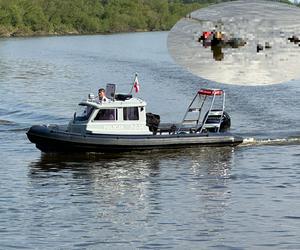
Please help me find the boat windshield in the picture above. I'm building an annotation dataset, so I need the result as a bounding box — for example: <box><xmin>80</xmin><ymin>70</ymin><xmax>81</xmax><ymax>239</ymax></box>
<box><xmin>74</xmin><ymin>105</ymin><xmax>94</xmax><ymax>121</ymax></box>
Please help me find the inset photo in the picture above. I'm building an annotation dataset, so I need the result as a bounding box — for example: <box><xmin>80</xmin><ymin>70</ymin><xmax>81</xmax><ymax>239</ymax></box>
<box><xmin>168</xmin><ymin>0</ymin><xmax>300</xmax><ymax>85</ymax></box>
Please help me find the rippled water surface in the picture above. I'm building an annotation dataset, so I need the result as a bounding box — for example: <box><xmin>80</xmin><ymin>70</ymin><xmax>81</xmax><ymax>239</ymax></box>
<box><xmin>0</xmin><ymin>32</ymin><xmax>300</xmax><ymax>249</ymax></box>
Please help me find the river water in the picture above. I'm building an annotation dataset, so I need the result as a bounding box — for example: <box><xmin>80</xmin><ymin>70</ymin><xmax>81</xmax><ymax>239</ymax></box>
<box><xmin>0</xmin><ymin>32</ymin><xmax>300</xmax><ymax>249</ymax></box>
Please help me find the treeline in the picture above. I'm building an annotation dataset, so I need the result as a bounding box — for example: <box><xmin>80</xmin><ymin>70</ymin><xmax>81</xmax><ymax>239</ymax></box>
<box><xmin>0</xmin><ymin>0</ymin><xmax>295</xmax><ymax>37</ymax></box>
<box><xmin>0</xmin><ymin>0</ymin><xmax>211</xmax><ymax>37</ymax></box>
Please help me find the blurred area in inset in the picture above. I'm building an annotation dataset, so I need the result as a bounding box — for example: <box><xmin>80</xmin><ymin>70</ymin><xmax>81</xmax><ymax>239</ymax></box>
<box><xmin>167</xmin><ymin>0</ymin><xmax>300</xmax><ymax>85</ymax></box>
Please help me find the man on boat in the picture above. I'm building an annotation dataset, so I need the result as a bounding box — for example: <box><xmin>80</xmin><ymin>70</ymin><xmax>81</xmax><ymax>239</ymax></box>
<box><xmin>97</xmin><ymin>88</ymin><xmax>109</xmax><ymax>103</ymax></box>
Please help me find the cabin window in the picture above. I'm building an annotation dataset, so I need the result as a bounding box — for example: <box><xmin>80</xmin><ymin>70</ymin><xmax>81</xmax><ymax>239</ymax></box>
<box><xmin>123</xmin><ymin>107</ymin><xmax>139</xmax><ymax>120</ymax></box>
<box><xmin>94</xmin><ymin>109</ymin><xmax>117</xmax><ymax>121</ymax></box>
<box><xmin>75</xmin><ymin>106</ymin><xmax>94</xmax><ymax>121</ymax></box>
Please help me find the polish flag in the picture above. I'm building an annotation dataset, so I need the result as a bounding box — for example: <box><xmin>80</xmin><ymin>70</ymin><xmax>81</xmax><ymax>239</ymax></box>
<box><xmin>133</xmin><ymin>75</ymin><xmax>140</xmax><ymax>93</ymax></box>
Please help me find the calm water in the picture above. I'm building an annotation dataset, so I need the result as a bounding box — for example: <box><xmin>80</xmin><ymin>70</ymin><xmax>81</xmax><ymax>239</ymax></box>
<box><xmin>0</xmin><ymin>32</ymin><xmax>300</xmax><ymax>249</ymax></box>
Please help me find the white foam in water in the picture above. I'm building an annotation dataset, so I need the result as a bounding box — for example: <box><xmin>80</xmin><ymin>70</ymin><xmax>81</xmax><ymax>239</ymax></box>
<box><xmin>242</xmin><ymin>137</ymin><xmax>256</xmax><ymax>145</ymax></box>
<box><xmin>241</xmin><ymin>137</ymin><xmax>300</xmax><ymax>146</ymax></box>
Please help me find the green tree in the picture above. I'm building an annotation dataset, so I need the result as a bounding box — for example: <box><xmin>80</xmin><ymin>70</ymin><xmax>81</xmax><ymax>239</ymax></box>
<box><xmin>4</xmin><ymin>0</ymin><xmax>283</xmax><ymax>37</ymax></box>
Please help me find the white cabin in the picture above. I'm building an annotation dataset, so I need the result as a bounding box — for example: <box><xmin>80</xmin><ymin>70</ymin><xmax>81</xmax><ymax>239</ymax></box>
<box><xmin>68</xmin><ymin>94</ymin><xmax>152</xmax><ymax>135</ymax></box>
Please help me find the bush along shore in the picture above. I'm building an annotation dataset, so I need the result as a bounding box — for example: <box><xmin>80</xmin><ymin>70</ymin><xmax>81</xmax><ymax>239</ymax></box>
<box><xmin>0</xmin><ymin>0</ymin><xmax>207</xmax><ymax>37</ymax></box>
<box><xmin>0</xmin><ymin>0</ymin><xmax>295</xmax><ymax>38</ymax></box>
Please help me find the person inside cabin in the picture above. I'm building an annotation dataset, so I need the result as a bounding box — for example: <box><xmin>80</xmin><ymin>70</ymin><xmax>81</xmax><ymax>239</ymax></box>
<box><xmin>97</xmin><ymin>88</ymin><xmax>108</xmax><ymax>103</ymax></box>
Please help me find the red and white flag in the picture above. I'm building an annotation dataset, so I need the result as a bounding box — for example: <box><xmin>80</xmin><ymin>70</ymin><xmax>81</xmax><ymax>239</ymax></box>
<box><xmin>133</xmin><ymin>75</ymin><xmax>140</xmax><ymax>93</ymax></box>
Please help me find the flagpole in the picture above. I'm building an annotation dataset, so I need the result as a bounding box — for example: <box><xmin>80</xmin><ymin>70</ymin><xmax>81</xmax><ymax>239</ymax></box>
<box><xmin>129</xmin><ymin>72</ymin><xmax>138</xmax><ymax>94</ymax></box>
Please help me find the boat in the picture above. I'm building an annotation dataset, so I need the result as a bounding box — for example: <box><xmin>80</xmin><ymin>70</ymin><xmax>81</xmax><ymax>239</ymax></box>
<box><xmin>27</xmin><ymin>84</ymin><xmax>243</xmax><ymax>152</ymax></box>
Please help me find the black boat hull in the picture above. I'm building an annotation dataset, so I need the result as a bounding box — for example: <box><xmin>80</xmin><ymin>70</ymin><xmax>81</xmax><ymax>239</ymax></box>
<box><xmin>27</xmin><ymin>125</ymin><xmax>243</xmax><ymax>153</ymax></box>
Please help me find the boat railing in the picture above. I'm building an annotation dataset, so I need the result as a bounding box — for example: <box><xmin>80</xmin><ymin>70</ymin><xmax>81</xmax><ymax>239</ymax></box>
<box><xmin>177</xmin><ymin>88</ymin><xmax>226</xmax><ymax>134</ymax></box>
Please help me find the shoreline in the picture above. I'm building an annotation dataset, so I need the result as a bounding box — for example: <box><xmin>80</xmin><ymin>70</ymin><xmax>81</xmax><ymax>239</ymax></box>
<box><xmin>0</xmin><ymin>28</ymin><xmax>169</xmax><ymax>39</ymax></box>
<box><xmin>1</xmin><ymin>1</ymin><xmax>296</xmax><ymax>39</ymax></box>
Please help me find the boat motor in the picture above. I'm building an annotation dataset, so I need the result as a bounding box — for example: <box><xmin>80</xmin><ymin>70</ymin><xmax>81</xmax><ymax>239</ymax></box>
<box><xmin>202</xmin><ymin>110</ymin><xmax>231</xmax><ymax>132</ymax></box>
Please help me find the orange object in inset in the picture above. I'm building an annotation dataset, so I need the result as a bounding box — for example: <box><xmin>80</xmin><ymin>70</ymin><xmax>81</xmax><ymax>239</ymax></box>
<box><xmin>203</xmin><ymin>31</ymin><xmax>211</xmax><ymax>39</ymax></box>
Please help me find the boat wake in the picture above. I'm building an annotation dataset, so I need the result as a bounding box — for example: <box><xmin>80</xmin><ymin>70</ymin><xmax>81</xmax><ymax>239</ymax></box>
<box><xmin>0</xmin><ymin>119</ymin><xmax>15</xmax><ymax>125</ymax></box>
<box><xmin>241</xmin><ymin>136</ymin><xmax>300</xmax><ymax>147</ymax></box>
<box><xmin>0</xmin><ymin>119</ymin><xmax>31</xmax><ymax>133</ymax></box>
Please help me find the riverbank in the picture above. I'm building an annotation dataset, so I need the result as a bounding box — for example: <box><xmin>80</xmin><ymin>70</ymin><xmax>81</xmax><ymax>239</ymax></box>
<box><xmin>0</xmin><ymin>0</ymin><xmax>205</xmax><ymax>38</ymax></box>
<box><xmin>0</xmin><ymin>26</ymin><xmax>162</xmax><ymax>38</ymax></box>
<box><xmin>1</xmin><ymin>0</ymin><xmax>296</xmax><ymax>39</ymax></box>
